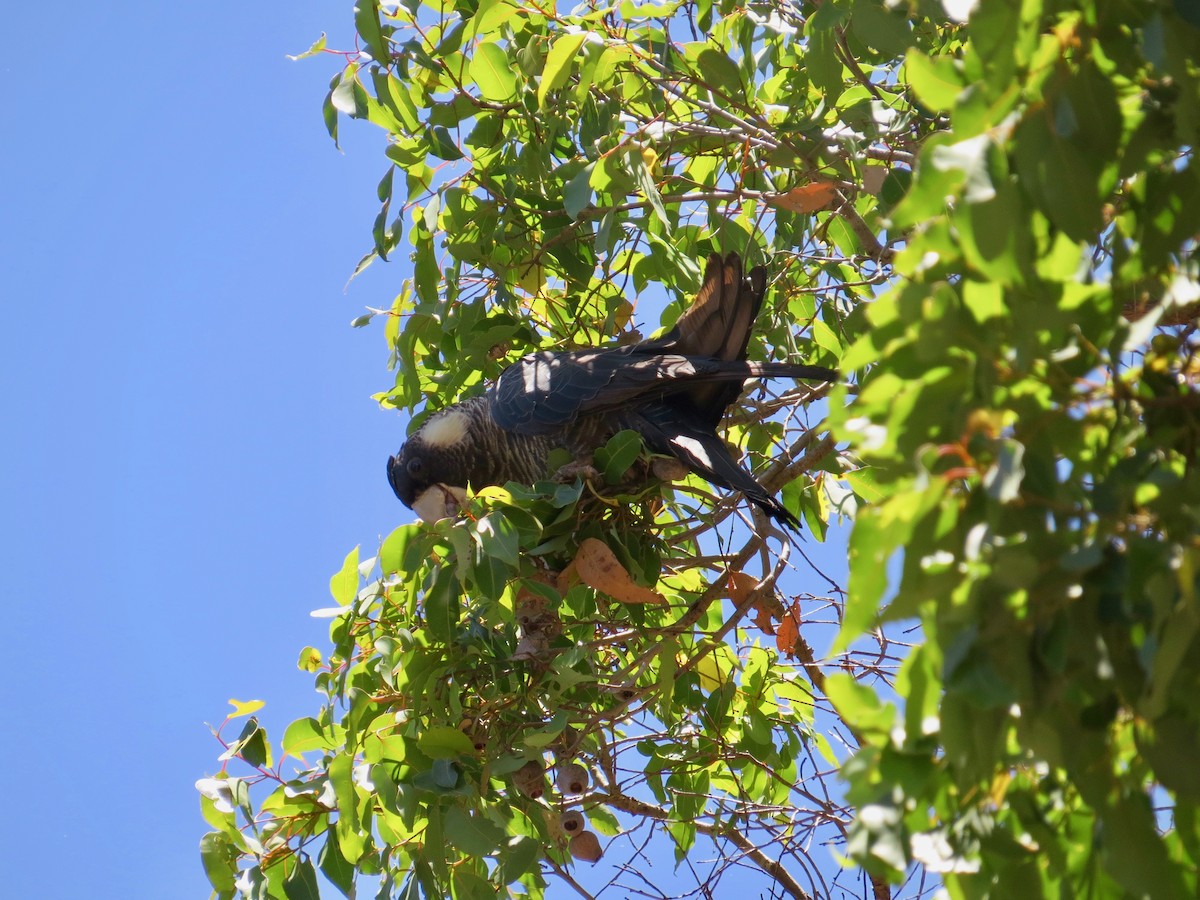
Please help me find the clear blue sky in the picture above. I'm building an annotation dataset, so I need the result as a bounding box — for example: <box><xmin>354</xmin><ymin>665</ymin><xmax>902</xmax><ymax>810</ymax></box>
<box><xmin>2</xmin><ymin>5</ymin><xmax>408</xmax><ymax>896</ymax></box>
<box><xmin>1</xmin><ymin>6</ymin><xmax>853</xmax><ymax>897</ymax></box>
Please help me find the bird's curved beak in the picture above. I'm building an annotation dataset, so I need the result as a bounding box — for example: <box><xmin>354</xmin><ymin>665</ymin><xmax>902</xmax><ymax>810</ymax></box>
<box><xmin>411</xmin><ymin>484</ymin><xmax>469</xmax><ymax>524</ymax></box>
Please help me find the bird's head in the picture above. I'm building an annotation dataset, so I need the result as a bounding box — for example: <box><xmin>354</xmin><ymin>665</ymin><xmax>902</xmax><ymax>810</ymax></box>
<box><xmin>387</xmin><ymin>407</ymin><xmax>473</xmax><ymax>523</ymax></box>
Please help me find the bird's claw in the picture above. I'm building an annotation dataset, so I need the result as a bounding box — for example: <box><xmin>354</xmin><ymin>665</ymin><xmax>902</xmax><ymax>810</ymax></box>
<box><xmin>553</xmin><ymin>460</ymin><xmax>600</xmax><ymax>484</ymax></box>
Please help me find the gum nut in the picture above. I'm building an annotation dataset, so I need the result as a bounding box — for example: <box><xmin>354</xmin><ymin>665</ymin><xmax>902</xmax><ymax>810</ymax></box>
<box><xmin>560</xmin><ymin>810</ymin><xmax>585</xmax><ymax>834</ymax></box>
<box><xmin>512</xmin><ymin>633</ymin><xmax>548</xmax><ymax>661</ymax></box>
<box><xmin>513</xmin><ymin>760</ymin><xmax>546</xmax><ymax>799</ymax></box>
<box><xmin>651</xmin><ymin>457</ymin><xmax>690</xmax><ymax>481</ymax></box>
<box><xmin>569</xmin><ymin>830</ymin><xmax>603</xmax><ymax>863</ymax></box>
<box><xmin>556</xmin><ymin>763</ymin><xmax>589</xmax><ymax>795</ymax></box>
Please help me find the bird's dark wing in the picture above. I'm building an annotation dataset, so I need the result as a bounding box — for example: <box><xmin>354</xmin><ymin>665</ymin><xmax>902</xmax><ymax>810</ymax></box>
<box><xmin>489</xmin><ymin>348</ymin><xmax>835</xmax><ymax>436</ymax></box>
<box><xmin>488</xmin><ymin>347</ymin><xmax>700</xmax><ymax>434</ymax></box>
<box><xmin>632</xmin><ymin>403</ymin><xmax>801</xmax><ymax>530</ymax></box>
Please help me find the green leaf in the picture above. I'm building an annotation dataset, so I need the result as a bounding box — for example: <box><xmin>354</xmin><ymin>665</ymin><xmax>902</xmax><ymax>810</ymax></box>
<box><xmin>380</xmin><ymin>524</ymin><xmax>420</xmax><ymax>575</ymax></box>
<box><xmin>354</xmin><ymin>0</ymin><xmax>390</xmax><ymax>62</ymax></box>
<box><xmin>284</xmin><ymin>717</ymin><xmax>332</xmax><ymax>755</ymax></box>
<box><xmin>810</xmin><ymin>0</ymin><xmax>847</xmax><ymax>29</ymax></box>
<box><xmin>425</xmin><ymin>125</ymin><xmax>464</xmax><ymax>161</ymax></box>
<box><xmin>282</xmin><ymin>856</ymin><xmax>321</xmax><ymax>900</ymax></box>
<box><xmin>1103</xmin><ymin>792</ymin><xmax>1190</xmax><ymax>898</ymax></box>
<box><xmin>824</xmin><ymin>673</ymin><xmax>894</xmax><ymax>737</ymax></box>
<box><xmin>852</xmin><ymin>2</ymin><xmax>912</xmax><ymax>58</ymax></box>
<box><xmin>475</xmin><ymin>512</ymin><xmax>520</xmax><ymax>566</ymax></box>
<box><xmin>199</xmin><ymin>832</ymin><xmax>238</xmax><ymax>893</ymax></box>
<box><xmin>425</xmin><ymin>566</ymin><xmax>461</xmax><ymax>641</ymax></box>
<box><xmin>470</xmin><ymin>42</ymin><xmax>519</xmax><ymax>102</ymax></box>
<box><xmin>904</xmin><ymin>49</ymin><xmax>961</xmax><ymax>112</ymax></box>
<box><xmin>418</xmin><ymin>725</ymin><xmax>476</xmax><ymax>759</ymax></box>
<box><xmin>330</xmin><ymin>69</ymin><xmax>367</xmax><ymax>117</ymax></box>
<box><xmin>630</xmin><ymin>150</ymin><xmax>669</xmax><ymax>227</ymax></box>
<box><xmin>319</xmin><ymin>830</ymin><xmax>356</xmax><ymax>898</ymax></box>
<box><xmin>1013</xmin><ymin>111</ymin><xmax>1103</xmax><ymax>241</ymax></box>
<box><xmin>805</xmin><ymin>26</ymin><xmax>844</xmax><ymax>101</ymax></box>
<box><xmin>444</xmin><ymin>805</ymin><xmax>505</xmax><ymax>856</ymax></box>
<box><xmin>498</xmin><ymin>835</ymin><xmax>541</xmax><ymax>884</ymax></box>
<box><xmin>322</xmin><ymin>82</ymin><xmax>339</xmax><ymax>148</ymax></box>
<box><xmin>431</xmin><ymin>758</ymin><xmax>461</xmax><ymax>789</ymax></box>
<box><xmin>564</xmin><ymin>163</ymin><xmax>594</xmax><ymax>219</ymax></box>
<box><xmin>328</xmin><ymin>752</ymin><xmax>359</xmax><ymax>846</ymax></box>
<box><xmin>287</xmin><ymin>33</ymin><xmax>328</xmax><ymax>61</ymax></box>
<box><xmin>227</xmin><ymin>717</ymin><xmax>272</xmax><ymax>769</ymax></box>
<box><xmin>330</xmin><ymin>546</ymin><xmax>360</xmax><ymax>605</ymax></box>
<box><xmin>694</xmin><ymin>47</ymin><xmax>742</xmax><ymax>97</ymax></box>
<box><xmin>539</xmin><ymin>33</ymin><xmax>589</xmax><ymax>107</ymax></box>
<box><xmin>372</xmin><ymin>71</ymin><xmax>421</xmax><ymax>132</ymax></box>
<box><xmin>452</xmin><ymin>870</ymin><xmax>495</xmax><ymax>900</ymax></box>
<box><xmin>595</xmin><ymin>429</ymin><xmax>644</xmax><ymax>484</ymax></box>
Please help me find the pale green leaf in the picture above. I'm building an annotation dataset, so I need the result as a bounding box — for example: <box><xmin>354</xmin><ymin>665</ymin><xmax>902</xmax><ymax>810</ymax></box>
<box><xmin>539</xmin><ymin>33</ymin><xmax>588</xmax><ymax>107</ymax></box>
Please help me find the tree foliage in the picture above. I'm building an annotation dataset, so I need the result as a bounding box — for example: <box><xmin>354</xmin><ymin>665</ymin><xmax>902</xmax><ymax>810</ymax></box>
<box><xmin>201</xmin><ymin>1</ymin><xmax>1200</xmax><ymax>898</ymax></box>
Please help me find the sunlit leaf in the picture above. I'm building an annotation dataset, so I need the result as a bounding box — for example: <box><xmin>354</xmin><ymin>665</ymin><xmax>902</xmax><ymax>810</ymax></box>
<box><xmin>419</xmin><ymin>726</ymin><xmax>476</xmax><ymax>759</ymax></box>
<box><xmin>539</xmin><ymin>33</ymin><xmax>589</xmax><ymax>107</ymax></box>
<box><xmin>227</xmin><ymin>698</ymin><xmax>265</xmax><ymax>719</ymax></box>
<box><xmin>329</xmin><ymin>546</ymin><xmax>360</xmax><ymax>604</ymax></box>
<box><xmin>287</xmin><ymin>33</ymin><xmax>328</xmax><ymax>61</ymax></box>
<box><xmin>470</xmin><ymin>42</ymin><xmax>518</xmax><ymax>102</ymax></box>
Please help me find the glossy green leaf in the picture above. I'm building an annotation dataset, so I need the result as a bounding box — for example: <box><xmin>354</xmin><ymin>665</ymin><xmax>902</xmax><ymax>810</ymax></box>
<box><xmin>425</xmin><ymin>125</ymin><xmax>464</xmax><ymax>161</ymax></box>
<box><xmin>445</xmin><ymin>805</ymin><xmax>505</xmax><ymax>856</ymax></box>
<box><xmin>354</xmin><ymin>0</ymin><xmax>389</xmax><ymax>62</ymax></box>
<box><xmin>287</xmin><ymin>33</ymin><xmax>328</xmax><ymax>61</ymax></box>
<box><xmin>470</xmin><ymin>42</ymin><xmax>518</xmax><ymax>102</ymax></box>
<box><xmin>283</xmin><ymin>717</ymin><xmax>332</xmax><ymax>755</ymax></box>
<box><xmin>330</xmin><ymin>546</ymin><xmax>360</xmax><ymax>604</ymax></box>
<box><xmin>539</xmin><ymin>33</ymin><xmax>588</xmax><ymax>107</ymax></box>
<box><xmin>380</xmin><ymin>524</ymin><xmax>420</xmax><ymax>575</ymax></box>
<box><xmin>904</xmin><ymin>49</ymin><xmax>962</xmax><ymax>112</ymax></box>
<box><xmin>319</xmin><ymin>830</ymin><xmax>356</xmax><ymax>898</ymax></box>
<box><xmin>282</xmin><ymin>856</ymin><xmax>321</xmax><ymax>900</ymax></box>
<box><xmin>563</xmin><ymin>163</ymin><xmax>594</xmax><ymax>219</ymax></box>
<box><xmin>419</xmin><ymin>725</ymin><xmax>476</xmax><ymax>759</ymax></box>
<box><xmin>199</xmin><ymin>832</ymin><xmax>238</xmax><ymax>893</ymax></box>
<box><xmin>595</xmin><ymin>429</ymin><xmax>644</xmax><ymax>484</ymax></box>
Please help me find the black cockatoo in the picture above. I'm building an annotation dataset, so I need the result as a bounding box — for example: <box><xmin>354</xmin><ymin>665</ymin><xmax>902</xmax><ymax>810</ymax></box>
<box><xmin>387</xmin><ymin>252</ymin><xmax>837</xmax><ymax>528</ymax></box>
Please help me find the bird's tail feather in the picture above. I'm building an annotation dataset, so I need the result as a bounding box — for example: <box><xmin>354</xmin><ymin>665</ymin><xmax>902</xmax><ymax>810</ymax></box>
<box><xmin>672</xmin><ymin>253</ymin><xmax>765</xmax><ymax>363</ymax></box>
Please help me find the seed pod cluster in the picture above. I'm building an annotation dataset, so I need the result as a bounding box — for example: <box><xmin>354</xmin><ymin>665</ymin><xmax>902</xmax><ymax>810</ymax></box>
<box><xmin>512</xmin><ymin>586</ymin><xmax>564</xmax><ymax>663</ymax></box>
<box><xmin>569</xmin><ymin>830</ymin><xmax>603</xmax><ymax>863</ymax></box>
<box><xmin>556</xmin><ymin>762</ymin><xmax>589</xmax><ymax>795</ymax></box>
<box><xmin>512</xmin><ymin>760</ymin><xmax>547</xmax><ymax>800</ymax></box>
<box><xmin>559</xmin><ymin>810</ymin><xmax>585</xmax><ymax>835</ymax></box>
<box><xmin>458</xmin><ymin>717</ymin><xmax>488</xmax><ymax>753</ymax></box>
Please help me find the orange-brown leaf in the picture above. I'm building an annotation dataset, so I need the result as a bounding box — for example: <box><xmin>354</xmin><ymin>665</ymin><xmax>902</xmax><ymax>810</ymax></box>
<box><xmin>769</xmin><ymin>181</ymin><xmax>839</xmax><ymax>213</ymax></box>
<box><xmin>574</xmin><ymin>538</ymin><xmax>665</xmax><ymax>605</ymax></box>
<box><xmin>725</xmin><ymin>570</ymin><xmax>759</xmax><ymax>605</ymax></box>
<box><xmin>776</xmin><ymin>600</ymin><xmax>802</xmax><ymax>657</ymax></box>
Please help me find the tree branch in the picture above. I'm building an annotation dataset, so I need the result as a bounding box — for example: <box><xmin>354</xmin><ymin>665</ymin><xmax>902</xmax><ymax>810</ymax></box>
<box><xmin>602</xmin><ymin>790</ymin><xmax>814</xmax><ymax>900</ymax></box>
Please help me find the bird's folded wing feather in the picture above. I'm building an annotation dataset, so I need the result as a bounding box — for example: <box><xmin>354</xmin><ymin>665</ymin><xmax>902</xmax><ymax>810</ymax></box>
<box><xmin>488</xmin><ymin>348</ymin><xmax>835</xmax><ymax>435</ymax></box>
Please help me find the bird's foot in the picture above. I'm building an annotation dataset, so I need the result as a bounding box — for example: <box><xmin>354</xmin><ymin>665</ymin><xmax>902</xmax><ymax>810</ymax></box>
<box><xmin>553</xmin><ymin>460</ymin><xmax>600</xmax><ymax>484</ymax></box>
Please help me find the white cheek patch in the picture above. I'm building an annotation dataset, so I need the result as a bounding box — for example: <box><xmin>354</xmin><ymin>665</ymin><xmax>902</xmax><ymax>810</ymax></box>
<box><xmin>413</xmin><ymin>484</ymin><xmax>470</xmax><ymax>524</ymax></box>
<box><xmin>421</xmin><ymin>410</ymin><xmax>470</xmax><ymax>448</ymax></box>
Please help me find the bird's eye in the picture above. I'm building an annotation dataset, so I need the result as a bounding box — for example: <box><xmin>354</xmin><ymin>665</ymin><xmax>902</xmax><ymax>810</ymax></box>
<box><xmin>407</xmin><ymin>457</ymin><xmax>425</xmax><ymax>477</ymax></box>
